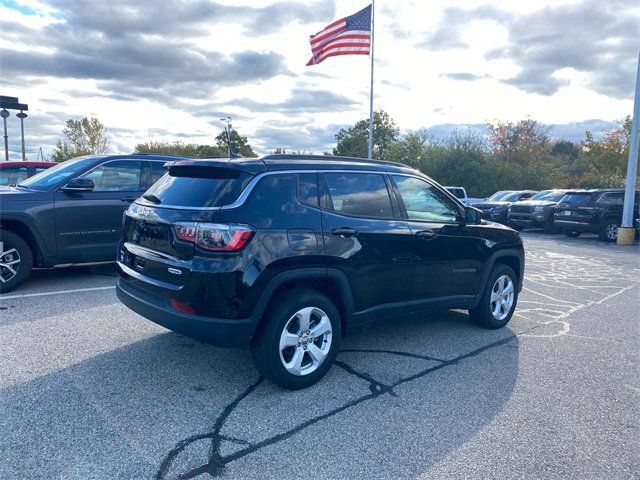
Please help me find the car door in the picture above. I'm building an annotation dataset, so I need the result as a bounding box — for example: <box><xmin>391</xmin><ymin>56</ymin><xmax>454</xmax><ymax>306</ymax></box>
<box><xmin>319</xmin><ymin>171</ymin><xmax>416</xmax><ymax>317</ymax></box>
<box><xmin>54</xmin><ymin>159</ymin><xmax>144</xmax><ymax>261</ymax></box>
<box><xmin>389</xmin><ymin>174</ymin><xmax>484</xmax><ymax>303</ymax></box>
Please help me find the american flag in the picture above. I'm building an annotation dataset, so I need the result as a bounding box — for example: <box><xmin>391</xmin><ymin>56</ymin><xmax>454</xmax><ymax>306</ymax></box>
<box><xmin>306</xmin><ymin>4</ymin><xmax>372</xmax><ymax>66</ymax></box>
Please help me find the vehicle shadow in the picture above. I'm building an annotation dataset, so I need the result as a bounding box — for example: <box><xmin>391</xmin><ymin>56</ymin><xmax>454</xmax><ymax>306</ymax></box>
<box><xmin>0</xmin><ymin>310</ymin><xmax>519</xmax><ymax>479</ymax></box>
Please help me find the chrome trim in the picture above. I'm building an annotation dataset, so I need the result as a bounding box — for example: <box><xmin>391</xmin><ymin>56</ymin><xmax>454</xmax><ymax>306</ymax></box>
<box><xmin>123</xmin><ymin>242</ymin><xmax>189</xmax><ymax>268</ymax></box>
<box><xmin>117</xmin><ymin>261</ymin><xmax>182</xmax><ymax>291</ymax></box>
<box><xmin>134</xmin><ymin>168</ymin><xmax>426</xmax><ymax>211</ymax></box>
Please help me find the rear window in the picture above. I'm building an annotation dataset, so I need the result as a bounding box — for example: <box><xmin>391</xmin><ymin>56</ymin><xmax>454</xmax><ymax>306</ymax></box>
<box><xmin>560</xmin><ymin>193</ymin><xmax>592</xmax><ymax>205</ymax></box>
<box><xmin>143</xmin><ymin>170</ymin><xmax>251</xmax><ymax>207</ymax></box>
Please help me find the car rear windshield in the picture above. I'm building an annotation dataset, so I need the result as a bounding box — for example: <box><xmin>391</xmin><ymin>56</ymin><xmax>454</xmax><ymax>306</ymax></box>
<box><xmin>142</xmin><ymin>170</ymin><xmax>252</xmax><ymax>207</ymax></box>
<box><xmin>560</xmin><ymin>193</ymin><xmax>592</xmax><ymax>205</ymax></box>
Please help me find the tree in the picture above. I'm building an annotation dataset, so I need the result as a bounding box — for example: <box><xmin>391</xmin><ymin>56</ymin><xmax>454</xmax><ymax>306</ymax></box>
<box><xmin>134</xmin><ymin>141</ymin><xmax>226</xmax><ymax>158</ymax></box>
<box><xmin>333</xmin><ymin>110</ymin><xmax>400</xmax><ymax>159</ymax></box>
<box><xmin>385</xmin><ymin>129</ymin><xmax>435</xmax><ymax>169</ymax></box>
<box><xmin>215</xmin><ymin>129</ymin><xmax>257</xmax><ymax>157</ymax></box>
<box><xmin>51</xmin><ymin>117</ymin><xmax>110</xmax><ymax>162</ymax></box>
<box><xmin>486</xmin><ymin>118</ymin><xmax>550</xmax><ymax>162</ymax></box>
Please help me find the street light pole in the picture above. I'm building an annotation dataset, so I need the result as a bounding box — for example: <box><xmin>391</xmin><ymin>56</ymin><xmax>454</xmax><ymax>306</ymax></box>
<box><xmin>617</xmin><ymin>52</ymin><xmax>639</xmax><ymax>245</ymax></box>
<box><xmin>220</xmin><ymin>116</ymin><xmax>232</xmax><ymax>158</ymax></box>
<box><xmin>17</xmin><ymin>110</ymin><xmax>27</xmax><ymax>161</ymax></box>
<box><xmin>1</xmin><ymin>109</ymin><xmax>9</xmax><ymax>162</ymax></box>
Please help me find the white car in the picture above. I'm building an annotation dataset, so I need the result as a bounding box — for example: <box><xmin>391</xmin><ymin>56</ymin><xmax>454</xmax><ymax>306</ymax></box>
<box><xmin>445</xmin><ymin>186</ymin><xmax>483</xmax><ymax>206</ymax></box>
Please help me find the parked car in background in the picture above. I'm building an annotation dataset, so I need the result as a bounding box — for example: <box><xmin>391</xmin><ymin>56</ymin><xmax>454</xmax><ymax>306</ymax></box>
<box><xmin>0</xmin><ymin>161</ymin><xmax>54</xmax><ymax>186</ymax></box>
<box><xmin>507</xmin><ymin>189</ymin><xmax>569</xmax><ymax>232</ymax></box>
<box><xmin>117</xmin><ymin>154</ymin><xmax>525</xmax><ymax>389</ymax></box>
<box><xmin>554</xmin><ymin>189</ymin><xmax>640</xmax><ymax>242</ymax></box>
<box><xmin>475</xmin><ymin>190</ymin><xmax>537</xmax><ymax>224</ymax></box>
<box><xmin>485</xmin><ymin>190</ymin><xmax>515</xmax><ymax>202</ymax></box>
<box><xmin>0</xmin><ymin>153</ymin><xmax>177</xmax><ymax>292</ymax></box>
<box><xmin>445</xmin><ymin>186</ymin><xmax>483</xmax><ymax>206</ymax></box>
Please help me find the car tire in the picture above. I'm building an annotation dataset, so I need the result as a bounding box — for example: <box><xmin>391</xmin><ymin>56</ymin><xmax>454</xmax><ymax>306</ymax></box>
<box><xmin>564</xmin><ymin>229</ymin><xmax>581</xmax><ymax>238</ymax></box>
<box><xmin>251</xmin><ymin>288</ymin><xmax>341</xmax><ymax>390</ymax></box>
<box><xmin>598</xmin><ymin>219</ymin><xmax>619</xmax><ymax>242</ymax></box>
<box><xmin>469</xmin><ymin>264</ymin><xmax>518</xmax><ymax>329</ymax></box>
<box><xmin>0</xmin><ymin>230</ymin><xmax>34</xmax><ymax>293</ymax></box>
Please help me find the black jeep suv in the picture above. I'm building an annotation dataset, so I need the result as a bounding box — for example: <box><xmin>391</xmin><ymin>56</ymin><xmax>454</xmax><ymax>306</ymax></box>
<box><xmin>507</xmin><ymin>189</ymin><xmax>569</xmax><ymax>232</ymax></box>
<box><xmin>554</xmin><ymin>189</ymin><xmax>640</xmax><ymax>242</ymax></box>
<box><xmin>0</xmin><ymin>154</ymin><xmax>176</xmax><ymax>292</ymax></box>
<box><xmin>116</xmin><ymin>155</ymin><xmax>525</xmax><ymax>389</ymax></box>
<box><xmin>475</xmin><ymin>190</ymin><xmax>537</xmax><ymax>224</ymax></box>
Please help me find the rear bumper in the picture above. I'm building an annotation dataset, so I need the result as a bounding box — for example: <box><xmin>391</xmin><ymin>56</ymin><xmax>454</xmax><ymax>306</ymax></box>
<box><xmin>507</xmin><ymin>213</ymin><xmax>543</xmax><ymax>228</ymax></box>
<box><xmin>116</xmin><ymin>277</ymin><xmax>256</xmax><ymax>348</ymax></box>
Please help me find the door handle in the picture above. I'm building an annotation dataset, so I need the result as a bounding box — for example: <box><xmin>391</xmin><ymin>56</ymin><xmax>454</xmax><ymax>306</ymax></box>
<box><xmin>121</xmin><ymin>196</ymin><xmax>138</xmax><ymax>203</ymax></box>
<box><xmin>330</xmin><ymin>227</ymin><xmax>359</xmax><ymax>237</ymax></box>
<box><xmin>415</xmin><ymin>229</ymin><xmax>438</xmax><ymax>239</ymax></box>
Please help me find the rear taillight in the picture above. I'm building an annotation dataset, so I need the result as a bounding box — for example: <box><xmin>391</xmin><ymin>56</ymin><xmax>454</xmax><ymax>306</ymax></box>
<box><xmin>170</xmin><ymin>299</ymin><xmax>195</xmax><ymax>314</ymax></box>
<box><xmin>173</xmin><ymin>222</ymin><xmax>254</xmax><ymax>251</ymax></box>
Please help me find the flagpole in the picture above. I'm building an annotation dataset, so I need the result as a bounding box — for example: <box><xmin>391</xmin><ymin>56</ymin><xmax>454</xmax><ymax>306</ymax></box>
<box><xmin>367</xmin><ymin>0</ymin><xmax>375</xmax><ymax>160</ymax></box>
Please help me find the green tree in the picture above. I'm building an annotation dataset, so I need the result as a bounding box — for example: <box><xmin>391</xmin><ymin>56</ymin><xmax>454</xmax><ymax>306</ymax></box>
<box><xmin>333</xmin><ymin>110</ymin><xmax>400</xmax><ymax>159</ymax></box>
<box><xmin>385</xmin><ymin>129</ymin><xmax>435</xmax><ymax>169</ymax></box>
<box><xmin>134</xmin><ymin>141</ymin><xmax>226</xmax><ymax>158</ymax></box>
<box><xmin>51</xmin><ymin>117</ymin><xmax>110</xmax><ymax>162</ymax></box>
<box><xmin>486</xmin><ymin>118</ymin><xmax>550</xmax><ymax>163</ymax></box>
<box><xmin>215</xmin><ymin>129</ymin><xmax>257</xmax><ymax>157</ymax></box>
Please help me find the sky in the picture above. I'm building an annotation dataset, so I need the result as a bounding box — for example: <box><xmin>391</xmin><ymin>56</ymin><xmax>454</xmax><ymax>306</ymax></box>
<box><xmin>0</xmin><ymin>0</ymin><xmax>638</xmax><ymax>159</ymax></box>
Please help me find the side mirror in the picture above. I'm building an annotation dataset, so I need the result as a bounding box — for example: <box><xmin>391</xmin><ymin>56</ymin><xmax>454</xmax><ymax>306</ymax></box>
<box><xmin>465</xmin><ymin>206</ymin><xmax>482</xmax><ymax>224</ymax></box>
<box><xmin>62</xmin><ymin>177</ymin><xmax>94</xmax><ymax>193</ymax></box>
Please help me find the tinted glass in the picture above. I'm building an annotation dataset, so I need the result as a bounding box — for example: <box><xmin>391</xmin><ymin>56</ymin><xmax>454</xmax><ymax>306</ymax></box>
<box><xmin>297</xmin><ymin>173</ymin><xmax>318</xmax><ymax>207</ymax></box>
<box><xmin>18</xmin><ymin>156</ymin><xmax>96</xmax><ymax>189</ymax></box>
<box><xmin>597</xmin><ymin>192</ymin><xmax>624</xmax><ymax>205</ymax></box>
<box><xmin>560</xmin><ymin>193</ymin><xmax>592</xmax><ymax>205</ymax></box>
<box><xmin>544</xmin><ymin>192</ymin><xmax>567</xmax><ymax>202</ymax></box>
<box><xmin>502</xmin><ymin>192</ymin><xmax>524</xmax><ymax>201</ymax></box>
<box><xmin>35</xmin><ymin>167</ymin><xmax>48</xmax><ymax>173</ymax></box>
<box><xmin>143</xmin><ymin>171</ymin><xmax>250</xmax><ymax>207</ymax></box>
<box><xmin>446</xmin><ymin>187</ymin><xmax>465</xmax><ymax>199</ymax></box>
<box><xmin>149</xmin><ymin>161</ymin><xmax>167</xmax><ymax>184</ymax></box>
<box><xmin>532</xmin><ymin>190</ymin><xmax>554</xmax><ymax>200</ymax></box>
<box><xmin>392</xmin><ymin>175</ymin><xmax>461</xmax><ymax>222</ymax></box>
<box><xmin>0</xmin><ymin>167</ymin><xmax>28</xmax><ymax>186</ymax></box>
<box><xmin>80</xmin><ymin>160</ymin><xmax>142</xmax><ymax>192</ymax></box>
<box><xmin>323</xmin><ymin>172</ymin><xmax>393</xmax><ymax>218</ymax></box>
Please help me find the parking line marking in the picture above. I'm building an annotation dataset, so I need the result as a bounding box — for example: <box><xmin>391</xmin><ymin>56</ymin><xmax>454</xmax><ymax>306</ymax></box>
<box><xmin>0</xmin><ymin>285</ymin><xmax>115</xmax><ymax>300</ymax></box>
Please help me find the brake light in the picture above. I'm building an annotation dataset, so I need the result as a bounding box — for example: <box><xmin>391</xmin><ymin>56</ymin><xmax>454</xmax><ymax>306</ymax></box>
<box><xmin>170</xmin><ymin>299</ymin><xmax>195</xmax><ymax>314</ymax></box>
<box><xmin>173</xmin><ymin>223</ymin><xmax>253</xmax><ymax>251</ymax></box>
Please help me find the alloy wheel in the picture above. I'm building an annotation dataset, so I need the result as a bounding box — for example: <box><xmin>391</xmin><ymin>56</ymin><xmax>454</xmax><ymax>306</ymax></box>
<box><xmin>490</xmin><ymin>274</ymin><xmax>514</xmax><ymax>321</ymax></box>
<box><xmin>605</xmin><ymin>223</ymin><xmax>618</xmax><ymax>241</ymax></box>
<box><xmin>279</xmin><ymin>306</ymin><xmax>333</xmax><ymax>376</ymax></box>
<box><xmin>0</xmin><ymin>241</ymin><xmax>21</xmax><ymax>284</ymax></box>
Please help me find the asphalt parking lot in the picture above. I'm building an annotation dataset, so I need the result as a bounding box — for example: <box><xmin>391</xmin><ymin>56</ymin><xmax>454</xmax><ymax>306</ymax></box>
<box><xmin>1</xmin><ymin>233</ymin><xmax>638</xmax><ymax>479</ymax></box>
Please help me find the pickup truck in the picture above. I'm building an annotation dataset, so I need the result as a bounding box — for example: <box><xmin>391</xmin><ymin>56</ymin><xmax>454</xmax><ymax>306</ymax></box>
<box><xmin>445</xmin><ymin>186</ymin><xmax>483</xmax><ymax>206</ymax></box>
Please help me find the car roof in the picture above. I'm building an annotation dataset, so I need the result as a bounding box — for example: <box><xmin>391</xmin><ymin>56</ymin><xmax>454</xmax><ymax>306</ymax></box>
<box><xmin>260</xmin><ymin>154</ymin><xmax>417</xmax><ymax>174</ymax></box>
<box><xmin>564</xmin><ymin>188</ymin><xmax>625</xmax><ymax>194</ymax></box>
<box><xmin>0</xmin><ymin>161</ymin><xmax>56</xmax><ymax>168</ymax></box>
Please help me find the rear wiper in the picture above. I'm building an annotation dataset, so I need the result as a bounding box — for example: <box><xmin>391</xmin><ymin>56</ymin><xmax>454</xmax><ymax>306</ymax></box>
<box><xmin>142</xmin><ymin>193</ymin><xmax>161</xmax><ymax>204</ymax></box>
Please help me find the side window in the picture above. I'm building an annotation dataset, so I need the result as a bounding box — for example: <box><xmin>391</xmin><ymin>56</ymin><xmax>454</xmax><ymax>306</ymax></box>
<box><xmin>0</xmin><ymin>167</ymin><xmax>28</xmax><ymax>185</ymax></box>
<box><xmin>597</xmin><ymin>193</ymin><xmax>623</xmax><ymax>205</ymax></box>
<box><xmin>297</xmin><ymin>173</ymin><xmax>318</xmax><ymax>208</ymax></box>
<box><xmin>148</xmin><ymin>161</ymin><xmax>167</xmax><ymax>185</ymax></box>
<box><xmin>521</xmin><ymin>192</ymin><xmax>533</xmax><ymax>200</ymax></box>
<box><xmin>391</xmin><ymin>175</ymin><xmax>461</xmax><ymax>223</ymax></box>
<box><xmin>79</xmin><ymin>160</ymin><xmax>142</xmax><ymax>192</ymax></box>
<box><xmin>322</xmin><ymin>172</ymin><xmax>393</xmax><ymax>218</ymax></box>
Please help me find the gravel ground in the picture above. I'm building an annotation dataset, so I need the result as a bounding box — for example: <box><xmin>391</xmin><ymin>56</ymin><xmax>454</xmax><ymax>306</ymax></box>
<box><xmin>1</xmin><ymin>232</ymin><xmax>638</xmax><ymax>479</ymax></box>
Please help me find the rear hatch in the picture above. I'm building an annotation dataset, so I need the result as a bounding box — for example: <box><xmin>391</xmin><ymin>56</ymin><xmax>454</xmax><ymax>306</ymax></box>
<box><xmin>120</xmin><ymin>159</ymin><xmax>264</xmax><ymax>287</ymax></box>
<box><xmin>555</xmin><ymin>192</ymin><xmax>595</xmax><ymax>221</ymax></box>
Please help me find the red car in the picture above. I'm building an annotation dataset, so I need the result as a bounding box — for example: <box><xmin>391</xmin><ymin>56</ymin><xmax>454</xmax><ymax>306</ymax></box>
<box><xmin>0</xmin><ymin>161</ymin><xmax>55</xmax><ymax>186</ymax></box>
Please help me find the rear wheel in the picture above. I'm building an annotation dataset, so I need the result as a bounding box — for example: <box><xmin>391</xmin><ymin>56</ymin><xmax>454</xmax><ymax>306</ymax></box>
<box><xmin>599</xmin><ymin>219</ymin><xmax>619</xmax><ymax>242</ymax></box>
<box><xmin>564</xmin><ymin>229</ymin><xmax>581</xmax><ymax>238</ymax></box>
<box><xmin>251</xmin><ymin>289</ymin><xmax>341</xmax><ymax>390</ymax></box>
<box><xmin>469</xmin><ymin>264</ymin><xmax>518</xmax><ymax>329</ymax></box>
<box><xmin>0</xmin><ymin>230</ymin><xmax>33</xmax><ymax>293</ymax></box>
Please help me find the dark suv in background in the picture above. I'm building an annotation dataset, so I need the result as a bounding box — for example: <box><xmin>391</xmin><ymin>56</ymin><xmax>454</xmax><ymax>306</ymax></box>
<box><xmin>0</xmin><ymin>154</ymin><xmax>175</xmax><ymax>292</ymax></box>
<box><xmin>507</xmin><ymin>190</ymin><xmax>569</xmax><ymax>232</ymax></box>
<box><xmin>475</xmin><ymin>190</ymin><xmax>537</xmax><ymax>224</ymax></box>
<box><xmin>554</xmin><ymin>189</ymin><xmax>640</xmax><ymax>242</ymax></box>
<box><xmin>117</xmin><ymin>154</ymin><xmax>525</xmax><ymax>389</ymax></box>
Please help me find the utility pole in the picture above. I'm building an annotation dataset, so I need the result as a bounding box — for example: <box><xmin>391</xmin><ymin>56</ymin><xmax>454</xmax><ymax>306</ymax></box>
<box><xmin>1</xmin><ymin>109</ymin><xmax>8</xmax><ymax>161</ymax></box>
<box><xmin>17</xmin><ymin>110</ymin><xmax>27</xmax><ymax>161</ymax></box>
<box><xmin>220</xmin><ymin>116</ymin><xmax>232</xmax><ymax>158</ymax></box>
<box><xmin>617</xmin><ymin>52</ymin><xmax>639</xmax><ymax>245</ymax></box>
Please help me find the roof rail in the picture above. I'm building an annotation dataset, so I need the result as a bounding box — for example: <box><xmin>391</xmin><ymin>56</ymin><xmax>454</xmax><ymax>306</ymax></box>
<box><xmin>261</xmin><ymin>153</ymin><xmax>407</xmax><ymax>168</ymax></box>
<box><xmin>131</xmin><ymin>152</ymin><xmax>194</xmax><ymax>159</ymax></box>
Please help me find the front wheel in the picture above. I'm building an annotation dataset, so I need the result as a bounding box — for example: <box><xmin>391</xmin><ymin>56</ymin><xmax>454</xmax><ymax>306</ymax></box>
<box><xmin>599</xmin><ymin>219</ymin><xmax>619</xmax><ymax>242</ymax></box>
<box><xmin>251</xmin><ymin>289</ymin><xmax>341</xmax><ymax>390</ymax></box>
<box><xmin>0</xmin><ymin>230</ymin><xmax>33</xmax><ymax>293</ymax></box>
<box><xmin>469</xmin><ymin>264</ymin><xmax>518</xmax><ymax>329</ymax></box>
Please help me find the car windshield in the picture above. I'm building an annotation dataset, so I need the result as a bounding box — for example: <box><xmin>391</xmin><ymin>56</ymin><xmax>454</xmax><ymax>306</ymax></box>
<box><xmin>18</xmin><ymin>156</ymin><xmax>97</xmax><ymax>190</ymax></box>
<box><xmin>543</xmin><ymin>192</ymin><xmax>567</xmax><ymax>202</ymax></box>
<box><xmin>501</xmin><ymin>192</ymin><xmax>525</xmax><ymax>202</ymax></box>
<box><xmin>487</xmin><ymin>191</ymin><xmax>510</xmax><ymax>201</ymax></box>
<box><xmin>531</xmin><ymin>190</ymin><xmax>554</xmax><ymax>200</ymax></box>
